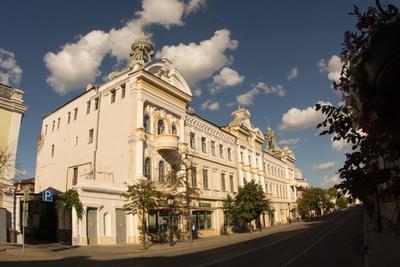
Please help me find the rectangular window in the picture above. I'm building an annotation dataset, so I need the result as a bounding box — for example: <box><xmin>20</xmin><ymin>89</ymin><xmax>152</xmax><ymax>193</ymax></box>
<box><xmin>88</xmin><ymin>129</ymin><xmax>94</xmax><ymax>144</ymax></box>
<box><xmin>190</xmin><ymin>132</ymin><xmax>196</xmax><ymax>149</ymax></box>
<box><xmin>191</xmin><ymin>167</ymin><xmax>197</xmax><ymax>187</ymax></box>
<box><xmin>201</xmin><ymin>137</ymin><xmax>207</xmax><ymax>153</ymax></box>
<box><xmin>52</xmin><ymin>120</ymin><xmax>55</xmax><ymax>132</ymax></box>
<box><xmin>72</xmin><ymin>167</ymin><xmax>78</xmax><ymax>185</ymax></box>
<box><xmin>110</xmin><ymin>89</ymin><xmax>116</xmax><ymax>103</ymax></box>
<box><xmin>51</xmin><ymin>144</ymin><xmax>55</xmax><ymax>158</ymax></box>
<box><xmin>221</xmin><ymin>173</ymin><xmax>226</xmax><ymax>191</ymax></box>
<box><xmin>74</xmin><ymin>108</ymin><xmax>78</xmax><ymax>121</ymax></box>
<box><xmin>94</xmin><ymin>97</ymin><xmax>99</xmax><ymax>110</ymax></box>
<box><xmin>75</xmin><ymin>136</ymin><xmax>78</xmax><ymax>146</ymax></box>
<box><xmin>240</xmin><ymin>151</ymin><xmax>244</xmax><ymax>162</ymax></box>
<box><xmin>86</xmin><ymin>101</ymin><xmax>91</xmax><ymax>114</ymax></box>
<box><xmin>57</xmin><ymin>118</ymin><xmax>61</xmax><ymax>129</ymax></box>
<box><xmin>192</xmin><ymin>211</ymin><xmax>212</xmax><ymax>230</ymax></box>
<box><xmin>219</xmin><ymin>144</ymin><xmax>224</xmax><ymax>159</ymax></box>
<box><xmin>211</xmin><ymin>141</ymin><xmax>216</xmax><ymax>156</ymax></box>
<box><xmin>44</xmin><ymin>124</ymin><xmax>48</xmax><ymax>135</ymax></box>
<box><xmin>67</xmin><ymin>112</ymin><xmax>71</xmax><ymax>123</ymax></box>
<box><xmin>121</xmin><ymin>84</ymin><xmax>126</xmax><ymax>99</ymax></box>
<box><xmin>248</xmin><ymin>154</ymin><xmax>251</xmax><ymax>165</ymax></box>
<box><xmin>229</xmin><ymin>175</ymin><xmax>234</xmax><ymax>192</ymax></box>
<box><xmin>203</xmin><ymin>169</ymin><xmax>209</xmax><ymax>189</ymax></box>
<box><xmin>227</xmin><ymin>148</ymin><xmax>232</xmax><ymax>161</ymax></box>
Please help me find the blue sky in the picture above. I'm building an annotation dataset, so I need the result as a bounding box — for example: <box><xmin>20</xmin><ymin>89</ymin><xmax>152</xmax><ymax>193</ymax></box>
<box><xmin>1</xmin><ymin>0</ymin><xmax>391</xmax><ymax>187</ymax></box>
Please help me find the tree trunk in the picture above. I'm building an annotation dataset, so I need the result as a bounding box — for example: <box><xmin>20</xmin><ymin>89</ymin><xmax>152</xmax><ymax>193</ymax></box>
<box><xmin>142</xmin><ymin>212</ymin><xmax>147</xmax><ymax>249</ymax></box>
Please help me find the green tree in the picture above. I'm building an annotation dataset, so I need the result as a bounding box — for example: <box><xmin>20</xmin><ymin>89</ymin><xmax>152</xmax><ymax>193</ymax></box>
<box><xmin>234</xmin><ymin>180</ymin><xmax>271</xmax><ymax>232</ymax></box>
<box><xmin>296</xmin><ymin>187</ymin><xmax>331</xmax><ymax>218</ymax></box>
<box><xmin>55</xmin><ymin>189</ymin><xmax>84</xmax><ymax>244</ymax></box>
<box><xmin>222</xmin><ymin>194</ymin><xmax>236</xmax><ymax>234</ymax></box>
<box><xmin>336</xmin><ymin>195</ymin><xmax>349</xmax><ymax>209</ymax></box>
<box><xmin>55</xmin><ymin>189</ymin><xmax>84</xmax><ymax>219</ymax></box>
<box><xmin>163</xmin><ymin>157</ymin><xmax>200</xmax><ymax>243</ymax></box>
<box><xmin>315</xmin><ymin>2</ymin><xmax>400</xmax><ymax>202</ymax></box>
<box><xmin>124</xmin><ymin>179</ymin><xmax>161</xmax><ymax>249</ymax></box>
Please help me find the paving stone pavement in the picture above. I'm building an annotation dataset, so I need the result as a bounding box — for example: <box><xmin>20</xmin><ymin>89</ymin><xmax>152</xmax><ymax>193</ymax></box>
<box><xmin>364</xmin><ymin>210</ymin><xmax>400</xmax><ymax>267</ymax></box>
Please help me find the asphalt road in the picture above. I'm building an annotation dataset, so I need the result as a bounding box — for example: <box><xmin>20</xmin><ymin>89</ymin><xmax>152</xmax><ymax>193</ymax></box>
<box><xmin>0</xmin><ymin>208</ymin><xmax>364</xmax><ymax>267</ymax></box>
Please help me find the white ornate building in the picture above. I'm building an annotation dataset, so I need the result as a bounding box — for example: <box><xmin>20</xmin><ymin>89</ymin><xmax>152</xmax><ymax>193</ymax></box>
<box><xmin>34</xmin><ymin>37</ymin><xmax>308</xmax><ymax>245</ymax></box>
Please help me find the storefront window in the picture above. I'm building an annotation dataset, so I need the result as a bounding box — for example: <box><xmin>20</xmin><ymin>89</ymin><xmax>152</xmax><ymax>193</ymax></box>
<box><xmin>192</xmin><ymin>211</ymin><xmax>213</xmax><ymax>230</ymax></box>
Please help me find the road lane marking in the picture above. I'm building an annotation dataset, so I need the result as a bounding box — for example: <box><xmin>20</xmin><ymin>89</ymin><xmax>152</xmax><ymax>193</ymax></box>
<box><xmin>279</xmin><ymin>212</ymin><xmax>352</xmax><ymax>267</ymax></box>
<box><xmin>197</xmin><ymin>212</ymin><xmax>348</xmax><ymax>267</ymax></box>
<box><xmin>195</xmin><ymin>228</ymin><xmax>311</xmax><ymax>267</ymax></box>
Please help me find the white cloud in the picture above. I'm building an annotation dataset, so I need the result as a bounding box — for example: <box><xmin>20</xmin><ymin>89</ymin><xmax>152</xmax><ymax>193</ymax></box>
<box><xmin>184</xmin><ymin>0</ymin><xmax>206</xmax><ymax>15</ymax></box>
<box><xmin>211</xmin><ymin>67</ymin><xmax>244</xmax><ymax>94</ymax></box>
<box><xmin>157</xmin><ymin>29</ymin><xmax>238</xmax><ymax>88</ymax></box>
<box><xmin>44</xmin><ymin>0</ymin><xmax>205</xmax><ymax>95</ymax></box>
<box><xmin>278</xmin><ymin>138</ymin><xmax>300</xmax><ymax>146</ymax></box>
<box><xmin>236</xmin><ymin>82</ymin><xmax>285</xmax><ymax>106</ymax></box>
<box><xmin>287</xmin><ymin>67</ymin><xmax>298</xmax><ymax>80</ymax></box>
<box><xmin>312</xmin><ymin>161</ymin><xmax>336</xmax><ymax>172</ymax></box>
<box><xmin>201</xmin><ymin>100</ymin><xmax>219</xmax><ymax>111</ymax></box>
<box><xmin>279</xmin><ymin>101</ymin><xmax>331</xmax><ymax>131</ymax></box>
<box><xmin>44</xmin><ymin>31</ymin><xmax>110</xmax><ymax>95</ymax></box>
<box><xmin>136</xmin><ymin>0</ymin><xmax>185</xmax><ymax>28</ymax></box>
<box><xmin>192</xmin><ymin>88</ymin><xmax>202</xmax><ymax>97</ymax></box>
<box><xmin>318</xmin><ymin>55</ymin><xmax>343</xmax><ymax>83</ymax></box>
<box><xmin>331</xmin><ymin>138</ymin><xmax>353</xmax><ymax>153</ymax></box>
<box><xmin>0</xmin><ymin>48</ymin><xmax>23</xmax><ymax>86</ymax></box>
<box><xmin>320</xmin><ymin>174</ymin><xmax>340</xmax><ymax>188</ymax></box>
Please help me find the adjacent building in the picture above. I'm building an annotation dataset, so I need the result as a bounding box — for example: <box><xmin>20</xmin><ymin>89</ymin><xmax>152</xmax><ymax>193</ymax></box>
<box><xmin>0</xmin><ymin>83</ymin><xmax>27</xmax><ymax>241</ymax></box>
<box><xmin>34</xmin><ymin>37</ymin><xmax>307</xmax><ymax>245</ymax></box>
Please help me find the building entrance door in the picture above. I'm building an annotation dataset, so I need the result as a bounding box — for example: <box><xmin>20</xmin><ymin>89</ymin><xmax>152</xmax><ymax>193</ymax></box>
<box><xmin>115</xmin><ymin>209</ymin><xmax>126</xmax><ymax>244</ymax></box>
<box><xmin>87</xmin><ymin>208</ymin><xmax>98</xmax><ymax>245</ymax></box>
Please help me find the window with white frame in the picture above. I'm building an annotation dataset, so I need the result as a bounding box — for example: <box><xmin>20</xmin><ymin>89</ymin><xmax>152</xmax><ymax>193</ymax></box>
<box><xmin>201</xmin><ymin>137</ymin><xmax>207</xmax><ymax>153</ymax></box>
<box><xmin>190</xmin><ymin>132</ymin><xmax>196</xmax><ymax>149</ymax></box>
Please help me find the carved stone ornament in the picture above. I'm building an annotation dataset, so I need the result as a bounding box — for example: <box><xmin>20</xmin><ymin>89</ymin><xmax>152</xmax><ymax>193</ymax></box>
<box><xmin>108</xmin><ymin>37</ymin><xmax>154</xmax><ymax>81</ymax></box>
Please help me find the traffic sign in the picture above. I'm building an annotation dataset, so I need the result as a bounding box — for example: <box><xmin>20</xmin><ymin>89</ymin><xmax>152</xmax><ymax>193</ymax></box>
<box><xmin>42</xmin><ymin>190</ymin><xmax>53</xmax><ymax>202</ymax></box>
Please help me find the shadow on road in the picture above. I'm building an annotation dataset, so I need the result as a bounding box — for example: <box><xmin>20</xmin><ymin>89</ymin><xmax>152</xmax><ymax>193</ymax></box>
<box><xmin>0</xmin><ymin>210</ymin><xmax>360</xmax><ymax>267</ymax></box>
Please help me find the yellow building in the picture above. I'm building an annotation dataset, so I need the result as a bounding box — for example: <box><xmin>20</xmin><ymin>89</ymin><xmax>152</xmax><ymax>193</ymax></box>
<box><xmin>0</xmin><ymin>83</ymin><xmax>27</xmax><ymax>234</ymax></box>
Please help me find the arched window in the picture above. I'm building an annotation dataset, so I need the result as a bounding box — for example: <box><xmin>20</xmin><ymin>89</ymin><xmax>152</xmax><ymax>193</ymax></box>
<box><xmin>144</xmin><ymin>158</ymin><xmax>151</xmax><ymax>179</ymax></box>
<box><xmin>144</xmin><ymin>114</ymin><xmax>151</xmax><ymax>133</ymax></box>
<box><xmin>159</xmin><ymin>161</ymin><xmax>165</xmax><ymax>182</ymax></box>
<box><xmin>157</xmin><ymin>119</ymin><xmax>165</xmax><ymax>135</ymax></box>
<box><xmin>171</xmin><ymin>124</ymin><xmax>177</xmax><ymax>135</ymax></box>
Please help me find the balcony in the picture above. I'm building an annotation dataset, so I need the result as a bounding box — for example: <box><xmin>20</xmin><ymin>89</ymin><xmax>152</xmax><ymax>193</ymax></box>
<box><xmin>155</xmin><ymin>134</ymin><xmax>179</xmax><ymax>164</ymax></box>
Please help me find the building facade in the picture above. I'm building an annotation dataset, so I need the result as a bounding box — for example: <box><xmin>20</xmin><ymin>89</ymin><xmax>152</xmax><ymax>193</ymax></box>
<box><xmin>34</xmin><ymin>37</ymin><xmax>307</xmax><ymax>245</ymax></box>
<box><xmin>0</xmin><ymin>83</ymin><xmax>27</xmax><ymax>241</ymax></box>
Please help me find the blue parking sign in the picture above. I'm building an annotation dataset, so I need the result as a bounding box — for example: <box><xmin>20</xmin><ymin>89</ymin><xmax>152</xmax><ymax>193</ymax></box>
<box><xmin>42</xmin><ymin>190</ymin><xmax>53</xmax><ymax>202</ymax></box>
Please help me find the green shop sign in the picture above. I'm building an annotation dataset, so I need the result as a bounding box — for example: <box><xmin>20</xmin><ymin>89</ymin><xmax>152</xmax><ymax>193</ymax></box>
<box><xmin>199</xmin><ymin>202</ymin><xmax>211</xmax><ymax>208</ymax></box>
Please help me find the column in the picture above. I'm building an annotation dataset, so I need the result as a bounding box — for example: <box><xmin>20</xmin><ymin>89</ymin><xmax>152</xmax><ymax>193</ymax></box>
<box><xmin>179</xmin><ymin>117</ymin><xmax>185</xmax><ymax>143</ymax></box>
<box><xmin>15</xmin><ymin>196</ymin><xmax>21</xmax><ymax>232</ymax></box>
<box><xmin>71</xmin><ymin>207</ymin><xmax>79</xmax><ymax>245</ymax></box>
<box><xmin>135</xmin><ymin>98</ymin><xmax>144</xmax><ymax>179</ymax></box>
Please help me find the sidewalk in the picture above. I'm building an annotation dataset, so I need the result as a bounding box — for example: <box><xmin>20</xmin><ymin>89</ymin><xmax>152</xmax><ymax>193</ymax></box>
<box><xmin>364</xmin><ymin>210</ymin><xmax>400</xmax><ymax>267</ymax></box>
<box><xmin>0</xmin><ymin>222</ymin><xmax>308</xmax><ymax>261</ymax></box>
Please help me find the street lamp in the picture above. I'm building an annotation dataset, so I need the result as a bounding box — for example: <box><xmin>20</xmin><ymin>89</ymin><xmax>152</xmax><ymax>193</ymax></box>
<box><xmin>167</xmin><ymin>194</ymin><xmax>175</xmax><ymax>246</ymax></box>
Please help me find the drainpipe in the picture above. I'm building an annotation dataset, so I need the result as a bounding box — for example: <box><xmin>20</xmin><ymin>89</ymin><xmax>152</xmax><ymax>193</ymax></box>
<box><xmin>93</xmin><ymin>86</ymin><xmax>101</xmax><ymax>180</ymax></box>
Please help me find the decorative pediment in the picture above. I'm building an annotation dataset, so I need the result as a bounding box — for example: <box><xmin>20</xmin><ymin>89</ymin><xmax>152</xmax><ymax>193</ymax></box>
<box><xmin>144</xmin><ymin>58</ymin><xmax>192</xmax><ymax>97</ymax></box>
